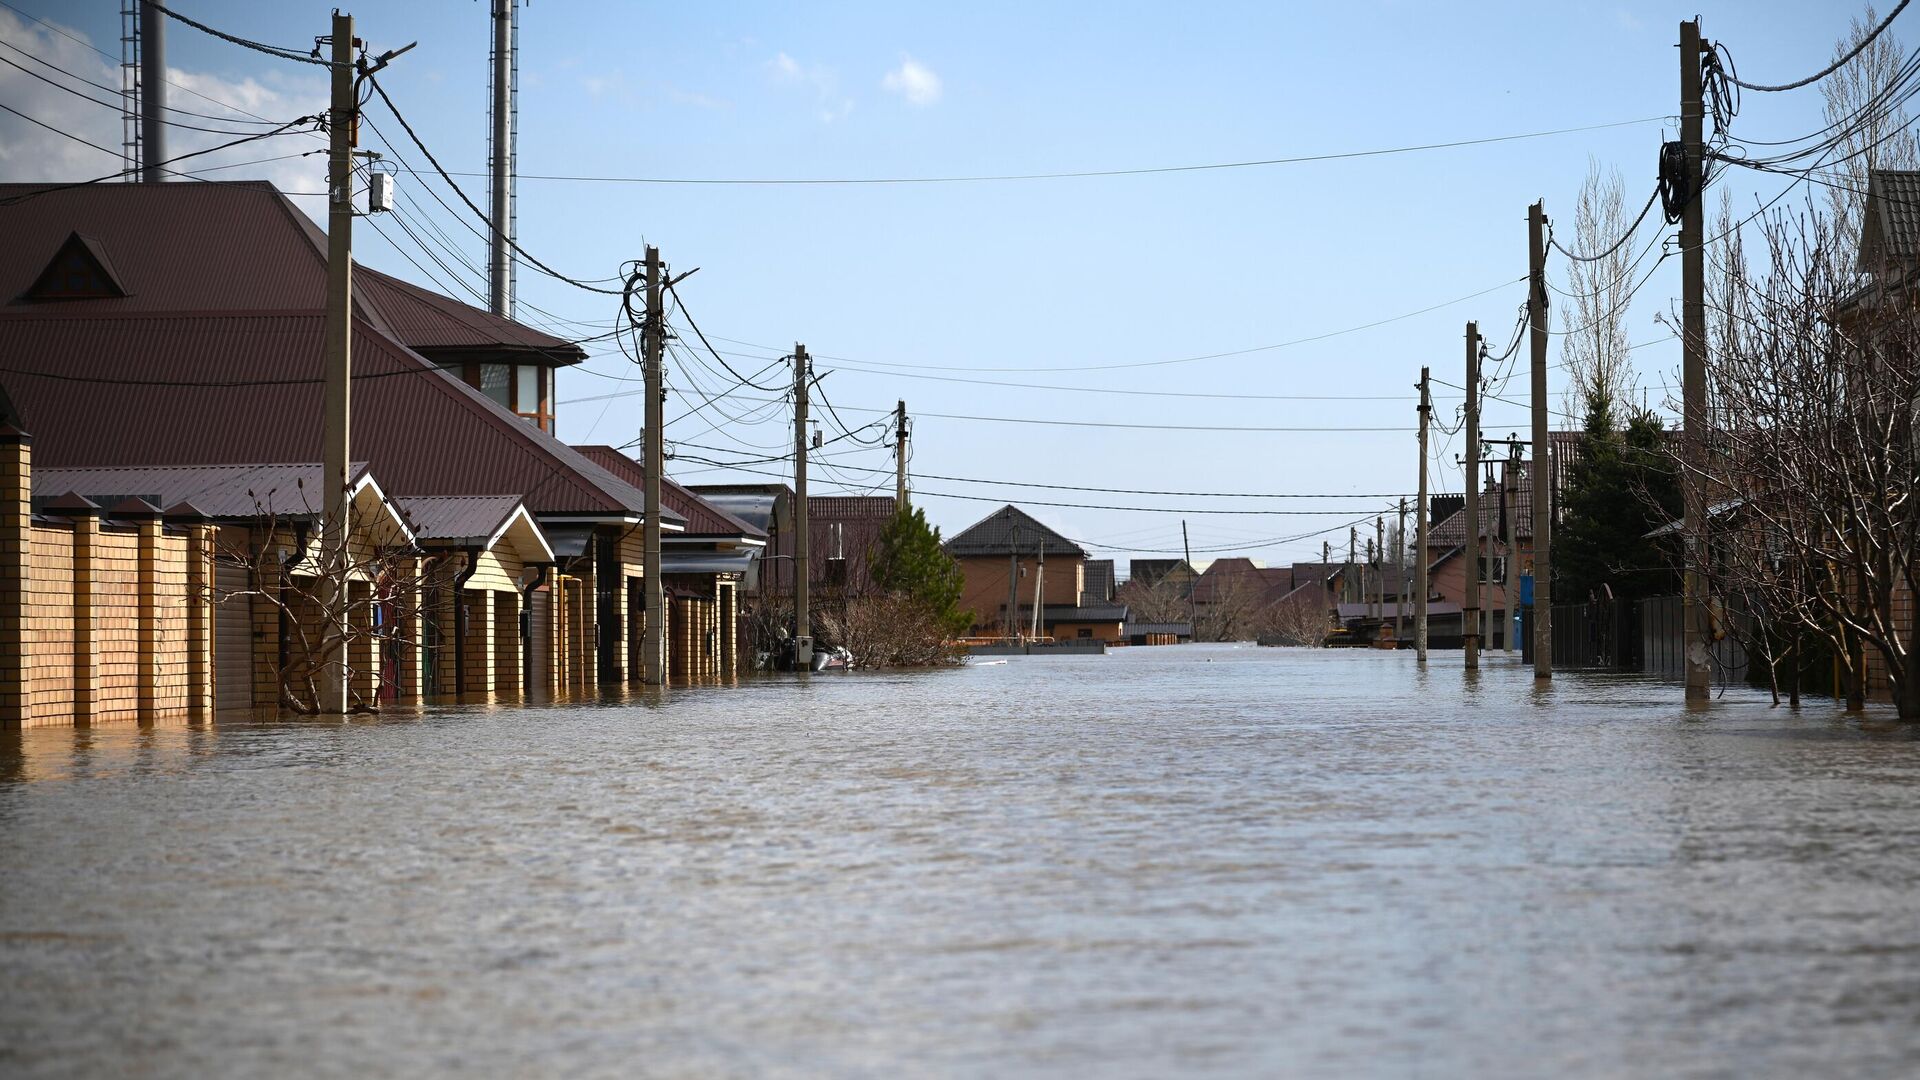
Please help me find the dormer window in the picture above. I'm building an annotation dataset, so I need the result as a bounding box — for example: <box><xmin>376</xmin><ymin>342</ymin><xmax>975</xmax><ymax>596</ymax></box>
<box><xmin>20</xmin><ymin>233</ymin><xmax>128</xmax><ymax>302</ymax></box>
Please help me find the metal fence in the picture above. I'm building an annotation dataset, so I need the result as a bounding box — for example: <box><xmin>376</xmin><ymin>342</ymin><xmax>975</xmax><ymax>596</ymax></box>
<box><xmin>1546</xmin><ymin>594</ymin><xmax>1748</xmax><ymax>682</ymax></box>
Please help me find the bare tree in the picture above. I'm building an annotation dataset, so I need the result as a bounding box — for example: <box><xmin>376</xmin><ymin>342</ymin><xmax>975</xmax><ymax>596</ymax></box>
<box><xmin>1116</xmin><ymin>574</ymin><xmax>1191</xmax><ymax>625</ymax></box>
<box><xmin>1561</xmin><ymin>158</ymin><xmax>1639</xmax><ymax>418</ymax></box>
<box><xmin>1255</xmin><ymin>588</ymin><xmax>1332</xmax><ymax>647</ymax></box>
<box><xmin>1700</xmin><ymin>205</ymin><xmax>1920</xmax><ymax>717</ymax></box>
<box><xmin>208</xmin><ymin>487</ymin><xmax>424</xmax><ymax>714</ymax></box>
<box><xmin>1822</xmin><ymin>3</ymin><xmax>1920</xmax><ymax>251</ymax></box>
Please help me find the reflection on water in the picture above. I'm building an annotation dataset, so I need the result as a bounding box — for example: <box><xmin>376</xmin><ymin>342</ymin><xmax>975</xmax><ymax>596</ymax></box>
<box><xmin>4</xmin><ymin>646</ymin><xmax>1920</xmax><ymax>1077</ymax></box>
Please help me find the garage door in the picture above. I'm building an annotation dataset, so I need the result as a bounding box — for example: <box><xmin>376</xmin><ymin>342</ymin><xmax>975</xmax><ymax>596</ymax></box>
<box><xmin>214</xmin><ymin>563</ymin><xmax>254</xmax><ymax>712</ymax></box>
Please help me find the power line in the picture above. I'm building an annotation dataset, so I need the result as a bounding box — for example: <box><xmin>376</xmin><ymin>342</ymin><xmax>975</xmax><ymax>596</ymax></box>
<box><xmin>1716</xmin><ymin>0</ymin><xmax>1911</xmax><ymax>93</ymax></box>
<box><xmin>697</xmin><ymin>277</ymin><xmax>1526</xmax><ymax>376</ymax></box>
<box><xmin>394</xmin><ymin>116</ymin><xmax>1670</xmax><ymax>186</ymax></box>
<box><xmin>364</xmin><ymin>75</ymin><xmax>623</xmax><ymax>296</ymax></box>
<box><xmin>147</xmin><ymin>2</ymin><xmax>327</xmax><ymax>67</ymax></box>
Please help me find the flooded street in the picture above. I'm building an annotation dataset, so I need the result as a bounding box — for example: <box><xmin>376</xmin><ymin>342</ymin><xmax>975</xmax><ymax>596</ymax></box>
<box><xmin>5</xmin><ymin>645</ymin><xmax>1920</xmax><ymax>1077</ymax></box>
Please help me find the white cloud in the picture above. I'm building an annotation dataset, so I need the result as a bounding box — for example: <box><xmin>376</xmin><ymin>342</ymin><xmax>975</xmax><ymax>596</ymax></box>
<box><xmin>0</xmin><ymin>10</ymin><xmax>328</xmax><ymax>218</ymax></box>
<box><xmin>881</xmin><ymin>56</ymin><xmax>941</xmax><ymax>106</ymax></box>
<box><xmin>767</xmin><ymin>51</ymin><xmax>852</xmax><ymax>123</ymax></box>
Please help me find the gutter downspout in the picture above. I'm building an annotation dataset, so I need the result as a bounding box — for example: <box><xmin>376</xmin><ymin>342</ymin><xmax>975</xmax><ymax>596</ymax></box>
<box><xmin>453</xmin><ymin>546</ymin><xmax>481</xmax><ymax>696</ymax></box>
<box><xmin>521</xmin><ymin>563</ymin><xmax>549</xmax><ymax>696</ymax></box>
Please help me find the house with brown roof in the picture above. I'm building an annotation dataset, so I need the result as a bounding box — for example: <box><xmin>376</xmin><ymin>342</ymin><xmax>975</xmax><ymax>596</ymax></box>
<box><xmin>943</xmin><ymin>504</ymin><xmax>1128</xmax><ymax>641</ymax></box>
<box><xmin>1424</xmin><ymin>461</ymin><xmax>1534</xmax><ymax>649</ymax></box>
<box><xmin>0</xmin><ymin>181</ymin><xmax>693</xmax><ymax>717</ymax></box>
<box><xmin>574</xmin><ymin>446</ymin><xmax>767</xmax><ymax>677</ymax></box>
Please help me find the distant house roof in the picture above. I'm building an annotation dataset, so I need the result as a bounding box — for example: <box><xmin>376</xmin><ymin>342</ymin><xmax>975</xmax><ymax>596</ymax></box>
<box><xmin>685</xmin><ymin>483</ymin><xmax>789</xmax><ymax>534</ymax></box>
<box><xmin>1192</xmin><ymin>558</ymin><xmax>1293</xmax><ymax>603</ymax></box>
<box><xmin>573</xmin><ymin>446</ymin><xmax>765</xmax><ymax>541</ymax></box>
<box><xmin>945</xmin><ymin>504</ymin><xmax>1086</xmax><ymax>558</ymax></box>
<box><xmin>1859</xmin><ymin>170</ymin><xmax>1920</xmax><ymax>270</ymax></box>
<box><xmin>1125</xmin><ymin>621</ymin><xmax>1191</xmax><ymax>636</ymax></box>
<box><xmin>1043</xmin><ymin>602</ymin><xmax>1128</xmax><ymax>623</ymax></box>
<box><xmin>1081</xmin><ymin>558</ymin><xmax>1115</xmax><ymax>605</ymax></box>
<box><xmin>1127</xmin><ymin>558</ymin><xmax>1195</xmax><ymax>587</ymax></box>
<box><xmin>811</xmin><ymin>495</ymin><xmax>896</xmax><ymax>520</ymax></box>
<box><xmin>1338</xmin><ymin>601</ymin><xmax>1461</xmax><ymax>620</ymax></box>
<box><xmin>1428</xmin><ymin>461</ymin><xmax>1536</xmax><ymax>546</ymax></box>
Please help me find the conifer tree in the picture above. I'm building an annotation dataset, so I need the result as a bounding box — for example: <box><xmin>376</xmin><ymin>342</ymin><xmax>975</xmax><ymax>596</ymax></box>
<box><xmin>871</xmin><ymin>506</ymin><xmax>972</xmax><ymax>636</ymax></box>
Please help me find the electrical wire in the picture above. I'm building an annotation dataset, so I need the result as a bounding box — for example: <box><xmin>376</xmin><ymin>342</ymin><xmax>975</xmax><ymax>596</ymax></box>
<box><xmin>391</xmin><ymin>116</ymin><xmax>1670</xmax><ymax>187</ymax></box>
<box><xmin>1716</xmin><ymin>0</ymin><xmax>1911</xmax><ymax>93</ymax></box>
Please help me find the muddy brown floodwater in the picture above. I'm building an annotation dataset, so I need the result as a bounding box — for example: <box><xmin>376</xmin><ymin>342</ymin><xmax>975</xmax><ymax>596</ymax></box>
<box><xmin>4</xmin><ymin>644</ymin><xmax>1920</xmax><ymax>1078</ymax></box>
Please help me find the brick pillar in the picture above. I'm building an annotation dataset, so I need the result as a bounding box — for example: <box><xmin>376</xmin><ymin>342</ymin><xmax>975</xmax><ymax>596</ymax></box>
<box><xmin>432</xmin><ymin>577</ymin><xmax>458</xmax><ymax>697</ymax></box>
<box><xmin>397</xmin><ymin>556</ymin><xmax>425</xmax><ymax>702</ymax></box>
<box><xmin>348</xmin><ymin>580</ymin><xmax>378</xmax><ymax>707</ymax></box>
<box><xmin>492</xmin><ymin>589</ymin><xmax>519</xmax><ymax>696</ymax></box>
<box><xmin>569</xmin><ymin>565</ymin><xmax>594</xmax><ymax>688</ymax></box>
<box><xmin>0</xmin><ymin>427</ymin><xmax>30</xmax><ymax>727</ymax></box>
<box><xmin>72</xmin><ymin>508</ymin><xmax>100</xmax><ymax>722</ymax></box>
<box><xmin>183</xmin><ymin>522</ymin><xmax>214</xmax><ymax>717</ymax></box>
<box><xmin>463</xmin><ymin>588</ymin><xmax>493</xmax><ymax>697</ymax></box>
<box><xmin>133</xmin><ymin>511</ymin><xmax>163</xmax><ymax>724</ymax></box>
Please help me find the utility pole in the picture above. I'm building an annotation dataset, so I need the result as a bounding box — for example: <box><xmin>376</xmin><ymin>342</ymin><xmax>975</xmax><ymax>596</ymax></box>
<box><xmin>640</xmin><ymin>246</ymin><xmax>666</xmax><ymax>685</ymax></box>
<box><xmin>1529</xmin><ymin>200</ymin><xmax>1553</xmax><ymax>680</ymax></box>
<box><xmin>1032</xmin><ymin>542</ymin><xmax>1045</xmax><ymax>639</ymax></box>
<box><xmin>1463</xmin><ymin>321</ymin><xmax>1481</xmax><ymax>669</ymax></box>
<box><xmin>1349</xmin><ymin>528</ymin><xmax>1358</xmax><ymax>606</ymax></box>
<box><xmin>317</xmin><ymin>11</ymin><xmax>356</xmax><ymax>714</ymax></box>
<box><xmin>894</xmin><ymin>399</ymin><xmax>909</xmax><ymax>509</ymax></box>
<box><xmin>1183</xmin><ymin>520</ymin><xmax>1197</xmax><ymax>633</ymax></box>
<box><xmin>793</xmin><ymin>344</ymin><xmax>812</xmax><ymax>670</ymax></box>
<box><xmin>1504</xmin><ymin>443</ymin><xmax>1521</xmax><ymax>654</ymax></box>
<box><xmin>1396</xmin><ymin>497</ymin><xmax>1408</xmax><ymax>645</ymax></box>
<box><xmin>487</xmin><ymin>0</ymin><xmax>512</xmax><ymax>315</ymax></box>
<box><xmin>1416</xmin><ymin>366</ymin><xmax>1431</xmax><ymax>663</ymax></box>
<box><xmin>1365</xmin><ymin>539</ymin><xmax>1376</xmax><ymax>627</ymax></box>
<box><xmin>1006</xmin><ymin>515</ymin><xmax>1020</xmax><ymax>642</ymax></box>
<box><xmin>1680</xmin><ymin>19</ymin><xmax>1712</xmax><ymax>701</ymax></box>
<box><xmin>1374</xmin><ymin>515</ymin><xmax>1385</xmax><ymax>627</ymax></box>
<box><xmin>138</xmin><ymin>2</ymin><xmax>165</xmax><ymax>181</ymax></box>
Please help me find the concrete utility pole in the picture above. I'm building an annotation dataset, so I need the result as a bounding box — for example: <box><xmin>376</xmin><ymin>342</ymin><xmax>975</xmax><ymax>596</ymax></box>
<box><xmin>317</xmin><ymin>11</ymin><xmax>356</xmax><ymax>714</ymax></box>
<box><xmin>1416</xmin><ymin>366</ymin><xmax>1431</xmax><ymax>663</ymax></box>
<box><xmin>1397</xmin><ymin>497</ymin><xmax>1408</xmax><ymax>645</ymax></box>
<box><xmin>1504</xmin><ymin>444</ymin><xmax>1521</xmax><ymax>654</ymax></box>
<box><xmin>1680</xmin><ymin>19</ymin><xmax>1712</xmax><ymax>701</ymax></box>
<box><xmin>1463</xmin><ymin>321</ymin><xmax>1481</xmax><ymax>669</ymax></box>
<box><xmin>1529</xmin><ymin>200</ymin><xmax>1553</xmax><ymax>680</ymax></box>
<box><xmin>640</xmin><ymin>246</ymin><xmax>666</xmax><ymax>685</ymax></box>
<box><xmin>793</xmin><ymin>344</ymin><xmax>813</xmax><ymax>670</ymax></box>
<box><xmin>1031</xmin><ymin>543</ymin><xmax>1045</xmax><ymax>639</ymax></box>
<box><xmin>1183</xmin><ymin>520</ymin><xmax>1197</xmax><ymax>632</ymax></box>
<box><xmin>1376</xmin><ymin>516</ymin><xmax>1386</xmax><ymax>626</ymax></box>
<box><xmin>1006</xmin><ymin>515</ymin><xmax>1020</xmax><ymax>641</ymax></box>
<box><xmin>1365</xmin><ymin>539</ymin><xmax>1376</xmax><ymax>626</ymax></box>
<box><xmin>1349</xmin><ymin>528</ymin><xmax>1358</xmax><ymax>605</ymax></box>
<box><xmin>894</xmin><ymin>400</ymin><xmax>909</xmax><ymax>509</ymax></box>
<box><xmin>488</xmin><ymin>0</ymin><xmax>513</xmax><ymax>315</ymax></box>
<box><xmin>138</xmin><ymin>2</ymin><xmax>165</xmax><ymax>181</ymax></box>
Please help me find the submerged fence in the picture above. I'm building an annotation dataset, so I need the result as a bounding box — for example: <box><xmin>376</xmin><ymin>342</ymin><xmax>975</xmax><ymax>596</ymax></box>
<box><xmin>1544</xmin><ymin>594</ymin><xmax>1749</xmax><ymax>683</ymax></box>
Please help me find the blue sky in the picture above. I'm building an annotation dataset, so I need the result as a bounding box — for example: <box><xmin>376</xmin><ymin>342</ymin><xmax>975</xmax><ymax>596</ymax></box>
<box><xmin>0</xmin><ymin>1</ymin><xmax>1862</xmax><ymax>569</ymax></box>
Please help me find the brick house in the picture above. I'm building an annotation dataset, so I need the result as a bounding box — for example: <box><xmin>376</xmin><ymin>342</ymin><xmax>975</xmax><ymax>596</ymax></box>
<box><xmin>0</xmin><ymin>181</ymin><xmax>725</xmax><ymax>722</ymax></box>
<box><xmin>944</xmin><ymin>504</ymin><xmax>1128</xmax><ymax>641</ymax></box>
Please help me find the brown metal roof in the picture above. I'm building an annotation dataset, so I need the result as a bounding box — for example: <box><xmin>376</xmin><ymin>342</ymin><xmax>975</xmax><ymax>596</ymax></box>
<box><xmin>1428</xmin><ymin>462</ymin><xmax>1535</xmax><ymax>546</ymax></box>
<box><xmin>394</xmin><ymin>494</ymin><xmax>526</xmax><ymax>543</ymax></box>
<box><xmin>0</xmin><ymin>181</ymin><xmax>676</xmax><ymax>524</ymax></box>
<box><xmin>355</xmin><ymin>266</ymin><xmax>584</xmax><ymax>362</ymax></box>
<box><xmin>572</xmin><ymin>446</ymin><xmax>764</xmax><ymax>540</ymax></box>
<box><xmin>809</xmin><ymin>495</ymin><xmax>896</xmax><ymax>520</ymax></box>
<box><xmin>945</xmin><ymin>504</ymin><xmax>1082</xmax><ymax>557</ymax></box>
<box><xmin>1</xmin><ymin>182</ymin><xmax>330</xmax><ymax>313</ymax></box>
<box><xmin>32</xmin><ymin>461</ymin><xmax>371</xmax><ymax>519</ymax></box>
<box><xmin>0</xmin><ymin>312</ymin><xmax>663</xmax><ymax>520</ymax></box>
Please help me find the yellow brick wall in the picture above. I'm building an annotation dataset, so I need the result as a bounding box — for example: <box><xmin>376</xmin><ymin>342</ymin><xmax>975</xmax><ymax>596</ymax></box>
<box><xmin>25</xmin><ymin>523</ymin><xmax>74</xmax><ymax>725</ymax></box>
<box><xmin>147</xmin><ymin>532</ymin><xmax>191</xmax><ymax>717</ymax></box>
<box><xmin>93</xmin><ymin>528</ymin><xmax>142</xmax><ymax>725</ymax></box>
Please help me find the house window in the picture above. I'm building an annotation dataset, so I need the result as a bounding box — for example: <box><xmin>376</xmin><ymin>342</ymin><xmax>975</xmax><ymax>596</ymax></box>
<box><xmin>480</xmin><ymin>363</ymin><xmax>512</xmax><ymax>410</ymax></box>
<box><xmin>828</xmin><ymin>522</ymin><xmax>844</xmax><ymax>560</ymax></box>
<box><xmin>1077</xmin><ymin>627</ymin><xmax>1092</xmax><ymax>639</ymax></box>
